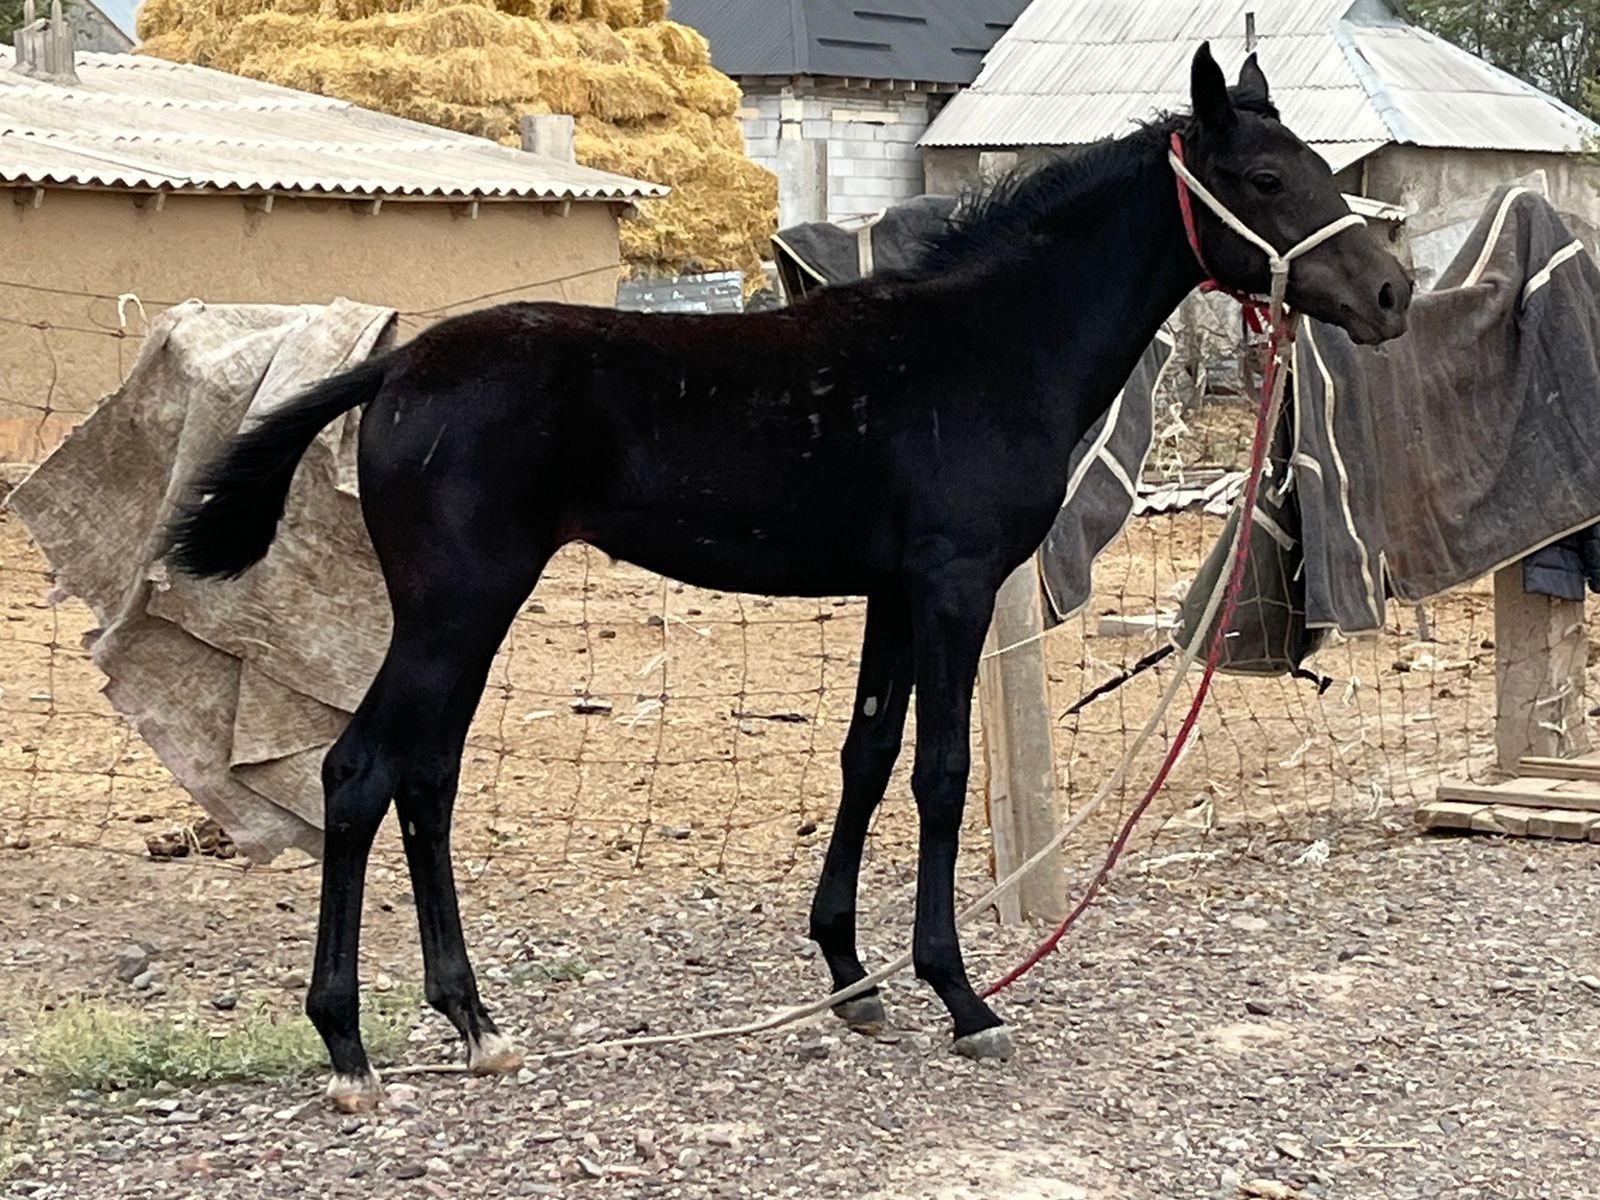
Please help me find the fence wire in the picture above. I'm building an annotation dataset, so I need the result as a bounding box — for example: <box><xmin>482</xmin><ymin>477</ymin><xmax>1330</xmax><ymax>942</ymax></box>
<box><xmin>0</xmin><ymin>281</ymin><xmax>1587</xmax><ymax>894</ymax></box>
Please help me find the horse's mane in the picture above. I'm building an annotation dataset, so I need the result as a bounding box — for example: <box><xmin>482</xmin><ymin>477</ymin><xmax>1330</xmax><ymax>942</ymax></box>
<box><xmin>906</xmin><ymin>91</ymin><xmax>1280</xmax><ymax>278</ymax></box>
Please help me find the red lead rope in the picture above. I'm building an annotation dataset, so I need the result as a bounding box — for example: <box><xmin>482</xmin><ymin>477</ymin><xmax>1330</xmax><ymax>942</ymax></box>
<box><xmin>982</xmin><ymin>137</ymin><xmax>1294</xmax><ymax>1000</ymax></box>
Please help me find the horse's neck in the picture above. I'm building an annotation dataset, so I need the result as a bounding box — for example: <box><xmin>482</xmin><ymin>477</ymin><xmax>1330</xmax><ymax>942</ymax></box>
<box><xmin>961</xmin><ymin>146</ymin><xmax>1204</xmax><ymax>433</ymax></box>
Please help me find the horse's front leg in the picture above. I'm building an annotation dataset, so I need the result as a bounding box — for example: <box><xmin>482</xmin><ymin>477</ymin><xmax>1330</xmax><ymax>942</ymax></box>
<box><xmin>905</xmin><ymin>561</ymin><xmax>1013</xmax><ymax>1059</ymax></box>
<box><xmin>809</xmin><ymin>590</ymin><xmax>913</xmax><ymax>1034</ymax></box>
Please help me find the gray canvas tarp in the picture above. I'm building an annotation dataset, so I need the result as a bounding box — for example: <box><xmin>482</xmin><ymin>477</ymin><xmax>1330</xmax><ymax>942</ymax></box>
<box><xmin>772</xmin><ymin>195</ymin><xmax>961</xmax><ymax>301</ymax></box>
<box><xmin>9</xmin><ymin>298</ymin><xmax>399</xmax><ymax>860</ymax></box>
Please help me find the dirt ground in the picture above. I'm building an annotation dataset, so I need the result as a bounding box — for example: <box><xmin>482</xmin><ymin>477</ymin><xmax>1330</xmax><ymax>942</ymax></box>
<box><xmin>3</xmin><ymin>823</ymin><xmax>1599</xmax><ymax>1199</ymax></box>
<box><xmin>2</xmin><ymin>463</ymin><xmax>1597</xmax><ymax>1199</ymax></box>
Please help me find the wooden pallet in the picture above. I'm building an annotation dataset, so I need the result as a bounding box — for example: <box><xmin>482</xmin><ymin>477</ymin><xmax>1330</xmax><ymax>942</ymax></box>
<box><xmin>1420</xmin><ymin>754</ymin><xmax>1600</xmax><ymax>842</ymax></box>
<box><xmin>1518</xmin><ymin>751</ymin><xmax>1600</xmax><ymax>783</ymax></box>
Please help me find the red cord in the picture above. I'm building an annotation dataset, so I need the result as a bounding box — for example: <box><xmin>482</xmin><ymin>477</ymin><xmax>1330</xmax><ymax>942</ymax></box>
<box><xmin>982</xmin><ymin>324</ymin><xmax>1290</xmax><ymax>1000</ymax></box>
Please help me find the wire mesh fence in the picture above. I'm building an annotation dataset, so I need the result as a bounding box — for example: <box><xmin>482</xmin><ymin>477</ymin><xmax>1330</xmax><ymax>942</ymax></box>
<box><xmin>0</xmin><ymin>278</ymin><xmax>1581</xmax><ymax>896</ymax></box>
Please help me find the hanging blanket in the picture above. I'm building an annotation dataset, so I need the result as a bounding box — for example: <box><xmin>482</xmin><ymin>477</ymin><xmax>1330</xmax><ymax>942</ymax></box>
<box><xmin>8</xmin><ymin>298</ymin><xmax>398</xmax><ymax>860</ymax></box>
<box><xmin>1179</xmin><ymin>185</ymin><xmax>1600</xmax><ymax>670</ymax></box>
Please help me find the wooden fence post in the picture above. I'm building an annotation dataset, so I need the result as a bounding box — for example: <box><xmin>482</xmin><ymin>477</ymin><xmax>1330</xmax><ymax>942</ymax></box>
<box><xmin>977</xmin><ymin>562</ymin><xmax>1064</xmax><ymax>925</ymax></box>
<box><xmin>1493</xmin><ymin>566</ymin><xmax>1590</xmax><ymax>770</ymax></box>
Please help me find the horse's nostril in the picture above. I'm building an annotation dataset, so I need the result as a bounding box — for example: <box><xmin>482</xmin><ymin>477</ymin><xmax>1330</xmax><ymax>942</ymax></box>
<box><xmin>1379</xmin><ymin>281</ymin><xmax>1397</xmax><ymax>311</ymax></box>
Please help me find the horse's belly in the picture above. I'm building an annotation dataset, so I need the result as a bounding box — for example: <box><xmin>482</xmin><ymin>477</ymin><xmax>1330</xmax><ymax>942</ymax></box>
<box><xmin>583</xmin><ymin>507</ymin><xmax>892</xmax><ymax>598</ymax></box>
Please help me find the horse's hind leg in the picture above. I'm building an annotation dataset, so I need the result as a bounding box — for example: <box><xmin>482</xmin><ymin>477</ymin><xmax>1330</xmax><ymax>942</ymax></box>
<box><xmin>306</xmin><ymin>692</ymin><xmax>399</xmax><ymax>1112</ymax></box>
<box><xmin>385</xmin><ymin>565</ymin><xmax>548</xmax><ymax>1076</ymax></box>
<box><xmin>306</xmin><ymin>544</ymin><xmax>546</xmax><ymax>1108</ymax></box>
<box><xmin>808</xmin><ymin>591</ymin><xmax>912</xmax><ymax>1034</ymax></box>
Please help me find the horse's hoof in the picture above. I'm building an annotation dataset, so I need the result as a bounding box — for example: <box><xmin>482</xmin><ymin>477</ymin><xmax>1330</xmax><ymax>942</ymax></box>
<box><xmin>831</xmin><ymin>994</ymin><xmax>888</xmax><ymax>1036</ymax></box>
<box><xmin>468</xmin><ymin>1030</ymin><xmax>525</xmax><ymax>1076</ymax></box>
<box><xmin>326</xmin><ymin>1070</ymin><xmax>383</xmax><ymax>1113</ymax></box>
<box><xmin>952</xmin><ymin>1026</ymin><xmax>1015</xmax><ymax>1062</ymax></box>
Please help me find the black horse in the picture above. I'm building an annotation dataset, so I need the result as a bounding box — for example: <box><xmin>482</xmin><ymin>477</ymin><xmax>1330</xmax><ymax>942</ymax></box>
<box><xmin>165</xmin><ymin>44</ymin><xmax>1411</xmax><ymax>1110</ymax></box>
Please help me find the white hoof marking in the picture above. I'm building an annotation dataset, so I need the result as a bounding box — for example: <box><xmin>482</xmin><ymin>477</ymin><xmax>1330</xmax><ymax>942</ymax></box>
<box><xmin>326</xmin><ymin>1069</ymin><xmax>383</xmax><ymax>1113</ymax></box>
<box><xmin>468</xmin><ymin>1030</ymin><xmax>524</xmax><ymax>1075</ymax></box>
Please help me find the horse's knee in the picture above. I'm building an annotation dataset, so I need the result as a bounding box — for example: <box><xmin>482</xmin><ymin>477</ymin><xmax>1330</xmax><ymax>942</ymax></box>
<box><xmin>305</xmin><ymin>980</ymin><xmax>357</xmax><ymax>1036</ymax></box>
<box><xmin>911</xmin><ymin>742</ymin><xmax>969</xmax><ymax>818</ymax></box>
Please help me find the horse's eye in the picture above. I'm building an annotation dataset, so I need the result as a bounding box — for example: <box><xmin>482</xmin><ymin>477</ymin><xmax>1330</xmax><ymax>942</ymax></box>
<box><xmin>1250</xmin><ymin>172</ymin><xmax>1283</xmax><ymax>195</ymax></box>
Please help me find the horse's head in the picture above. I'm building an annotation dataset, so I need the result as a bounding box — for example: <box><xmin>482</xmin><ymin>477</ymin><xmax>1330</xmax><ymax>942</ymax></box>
<box><xmin>1180</xmin><ymin>43</ymin><xmax>1411</xmax><ymax>345</ymax></box>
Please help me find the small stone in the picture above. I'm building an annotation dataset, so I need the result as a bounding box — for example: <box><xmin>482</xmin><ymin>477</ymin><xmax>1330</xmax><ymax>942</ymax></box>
<box><xmin>677</xmin><ymin>1148</ymin><xmax>702</xmax><ymax>1170</ymax></box>
<box><xmin>660</xmin><ymin>825</ymin><xmax>692</xmax><ymax>841</ymax></box>
<box><xmin>794</xmin><ymin>1037</ymin><xmax>832</xmax><ymax>1061</ymax></box>
<box><xmin>1245</xmin><ymin>1000</ymin><xmax>1274</xmax><ymax>1016</ymax></box>
<box><xmin>280</xmin><ymin>971</ymin><xmax>308</xmax><ymax>990</ymax></box>
<box><xmin>211</xmin><ymin>993</ymin><xmax>238</xmax><ymax>1011</ymax></box>
<box><xmin>646</xmin><ymin>614</ymin><xmax>664</xmax><ymax>627</ymax></box>
<box><xmin>634</xmin><ymin>1130</ymin><xmax>657</xmax><ymax>1160</ymax></box>
<box><xmin>393</xmin><ymin>1163</ymin><xmax>427</xmax><ymax>1180</ymax></box>
<box><xmin>1576</xmin><ymin>975</ymin><xmax>1600</xmax><ymax>994</ymax></box>
<box><xmin>116</xmin><ymin>944</ymin><xmax>151</xmax><ymax>983</ymax></box>
<box><xmin>425</xmin><ymin>1157</ymin><xmax>452</xmax><ymax>1176</ymax></box>
<box><xmin>516</xmin><ymin>1067</ymin><xmax>537</xmax><ymax>1086</ymax></box>
<box><xmin>131</xmin><ymin>969</ymin><xmax>156</xmax><ymax>991</ymax></box>
<box><xmin>1243</xmin><ymin>1182</ymin><xmax>1298</xmax><ymax>1200</ymax></box>
<box><xmin>577</xmin><ymin>1157</ymin><xmax>605</xmax><ymax>1179</ymax></box>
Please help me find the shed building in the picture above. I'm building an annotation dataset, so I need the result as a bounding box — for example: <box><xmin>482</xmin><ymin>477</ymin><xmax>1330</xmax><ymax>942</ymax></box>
<box><xmin>0</xmin><ymin>28</ymin><xmax>663</xmax><ymax>458</ymax></box>
<box><xmin>921</xmin><ymin>0</ymin><xmax>1600</xmax><ymax>281</ymax></box>
<box><xmin>671</xmin><ymin>0</ymin><xmax>1028</xmax><ymax>225</ymax></box>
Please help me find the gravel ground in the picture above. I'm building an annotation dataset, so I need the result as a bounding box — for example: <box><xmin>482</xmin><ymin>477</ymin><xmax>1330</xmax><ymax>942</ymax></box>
<box><xmin>4</xmin><ymin>827</ymin><xmax>1600</xmax><ymax>1199</ymax></box>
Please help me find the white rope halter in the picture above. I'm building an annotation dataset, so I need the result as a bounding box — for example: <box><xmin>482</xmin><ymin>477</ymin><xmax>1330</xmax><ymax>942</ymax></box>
<box><xmin>1167</xmin><ymin>140</ymin><xmax>1368</xmax><ymax>330</ymax></box>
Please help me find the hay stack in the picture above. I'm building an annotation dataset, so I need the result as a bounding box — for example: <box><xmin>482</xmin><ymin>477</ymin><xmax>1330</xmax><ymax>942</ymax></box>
<box><xmin>136</xmin><ymin>0</ymin><xmax>776</xmax><ymax>283</ymax></box>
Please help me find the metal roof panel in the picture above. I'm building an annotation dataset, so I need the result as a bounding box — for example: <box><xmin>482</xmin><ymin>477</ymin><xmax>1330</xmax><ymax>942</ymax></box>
<box><xmin>672</xmin><ymin>0</ymin><xmax>1031</xmax><ymax>84</ymax></box>
<box><xmin>922</xmin><ymin>0</ymin><xmax>1600</xmax><ymax>156</ymax></box>
<box><xmin>0</xmin><ymin>52</ymin><xmax>667</xmax><ymax>201</ymax></box>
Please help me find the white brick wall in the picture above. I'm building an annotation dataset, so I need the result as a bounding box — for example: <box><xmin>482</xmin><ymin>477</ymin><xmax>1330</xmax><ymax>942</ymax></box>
<box><xmin>739</xmin><ymin>82</ymin><xmax>939</xmax><ymax>226</ymax></box>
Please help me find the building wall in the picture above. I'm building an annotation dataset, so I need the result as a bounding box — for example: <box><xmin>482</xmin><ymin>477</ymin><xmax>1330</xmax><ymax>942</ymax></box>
<box><xmin>1362</xmin><ymin>145</ymin><xmax>1600</xmax><ymax>226</ymax></box>
<box><xmin>0</xmin><ymin>190</ymin><xmax>621</xmax><ymax>459</ymax></box>
<box><xmin>72</xmin><ymin>5</ymin><xmax>133</xmax><ymax>52</ymax></box>
<box><xmin>739</xmin><ymin>81</ymin><xmax>940</xmax><ymax>226</ymax></box>
<box><xmin>1357</xmin><ymin>146</ymin><xmax>1600</xmax><ymax>289</ymax></box>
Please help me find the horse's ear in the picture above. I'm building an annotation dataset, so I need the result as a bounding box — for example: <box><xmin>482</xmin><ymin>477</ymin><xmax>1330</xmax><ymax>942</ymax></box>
<box><xmin>1190</xmin><ymin>41</ymin><xmax>1235</xmax><ymax>131</ymax></box>
<box><xmin>1237</xmin><ymin>52</ymin><xmax>1271</xmax><ymax>106</ymax></box>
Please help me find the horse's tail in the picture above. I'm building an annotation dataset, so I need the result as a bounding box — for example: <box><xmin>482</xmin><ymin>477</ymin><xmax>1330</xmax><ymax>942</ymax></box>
<box><xmin>162</xmin><ymin>358</ymin><xmax>388</xmax><ymax>580</ymax></box>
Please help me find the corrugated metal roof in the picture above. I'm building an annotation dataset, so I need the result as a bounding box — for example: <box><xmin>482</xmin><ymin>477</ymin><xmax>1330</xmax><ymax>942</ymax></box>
<box><xmin>0</xmin><ymin>52</ymin><xmax>667</xmax><ymax>201</ymax></box>
<box><xmin>669</xmin><ymin>0</ymin><xmax>1031</xmax><ymax>85</ymax></box>
<box><xmin>922</xmin><ymin>0</ymin><xmax>1600</xmax><ymax>161</ymax></box>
